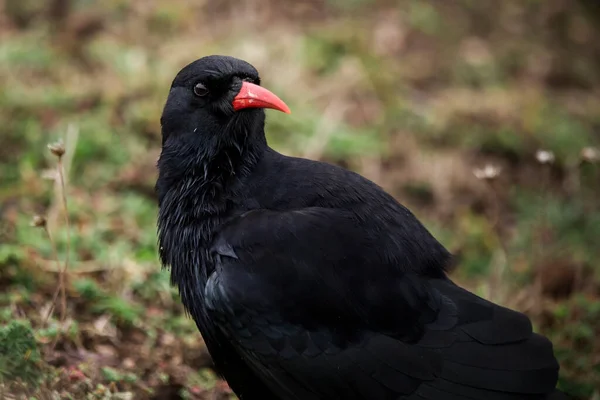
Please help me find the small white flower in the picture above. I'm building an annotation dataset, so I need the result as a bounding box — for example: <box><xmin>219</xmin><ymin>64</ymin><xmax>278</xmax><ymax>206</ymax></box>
<box><xmin>581</xmin><ymin>147</ymin><xmax>600</xmax><ymax>163</ymax></box>
<box><xmin>473</xmin><ymin>165</ymin><xmax>502</xmax><ymax>180</ymax></box>
<box><xmin>535</xmin><ymin>149</ymin><xmax>555</xmax><ymax>164</ymax></box>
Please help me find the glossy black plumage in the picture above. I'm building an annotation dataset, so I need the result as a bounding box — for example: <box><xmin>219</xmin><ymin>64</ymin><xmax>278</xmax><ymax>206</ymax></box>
<box><xmin>156</xmin><ymin>55</ymin><xmax>568</xmax><ymax>400</ymax></box>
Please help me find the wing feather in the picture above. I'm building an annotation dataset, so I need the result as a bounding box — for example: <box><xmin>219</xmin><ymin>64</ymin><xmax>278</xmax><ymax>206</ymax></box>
<box><xmin>205</xmin><ymin>208</ymin><xmax>561</xmax><ymax>399</ymax></box>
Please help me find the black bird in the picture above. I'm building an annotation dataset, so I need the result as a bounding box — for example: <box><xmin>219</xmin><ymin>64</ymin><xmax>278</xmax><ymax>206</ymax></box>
<box><xmin>156</xmin><ymin>55</ymin><xmax>567</xmax><ymax>400</ymax></box>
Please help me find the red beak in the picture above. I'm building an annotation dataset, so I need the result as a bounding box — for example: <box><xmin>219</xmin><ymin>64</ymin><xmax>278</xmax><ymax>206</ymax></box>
<box><xmin>232</xmin><ymin>81</ymin><xmax>291</xmax><ymax>114</ymax></box>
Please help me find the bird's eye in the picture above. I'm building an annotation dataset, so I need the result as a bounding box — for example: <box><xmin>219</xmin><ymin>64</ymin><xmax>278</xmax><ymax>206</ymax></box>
<box><xmin>193</xmin><ymin>83</ymin><xmax>209</xmax><ymax>97</ymax></box>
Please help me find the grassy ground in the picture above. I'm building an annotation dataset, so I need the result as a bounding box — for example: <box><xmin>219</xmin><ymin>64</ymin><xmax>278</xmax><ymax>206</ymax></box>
<box><xmin>1</xmin><ymin>0</ymin><xmax>600</xmax><ymax>398</ymax></box>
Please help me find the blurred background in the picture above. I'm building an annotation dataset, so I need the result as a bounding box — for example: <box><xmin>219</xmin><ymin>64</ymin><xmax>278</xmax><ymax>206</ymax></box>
<box><xmin>1</xmin><ymin>0</ymin><xmax>599</xmax><ymax>398</ymax></box>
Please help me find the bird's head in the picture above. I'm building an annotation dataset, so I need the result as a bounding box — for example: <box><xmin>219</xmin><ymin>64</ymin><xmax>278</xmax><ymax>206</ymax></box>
<box><xmin>159</xmin><ymin>55</ymin><xmax>290</xmax><ymax>163</ymax></box>
<box><xmin>156</xmin><ymin>56</ymin><xmax>290</xmax><ymax>283</ymax></box>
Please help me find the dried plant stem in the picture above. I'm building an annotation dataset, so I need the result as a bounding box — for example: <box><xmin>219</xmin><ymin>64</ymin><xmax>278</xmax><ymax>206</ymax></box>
<box><xmin>43</xmin><ymin>125</ymin><xmax>77</xmax><ymax>349</ymax></box>
<box><xmin>41</xmin><ymin>226</ymin><xmax>63</xmax><ymax>327</ymax></box>
<box><xmin>35</xmin><ymin>258</ymin><xmax>109</xmax><ymax>273</ymax></box>
<box><xmin>45</xmin><ymin>156</ymin><xmax>72</xmax><ymax>351</ymax></box>
<box><xmin>57</xmin><ymin>156</ymin><xmax>71</xmax><ymax>326</ymax></box>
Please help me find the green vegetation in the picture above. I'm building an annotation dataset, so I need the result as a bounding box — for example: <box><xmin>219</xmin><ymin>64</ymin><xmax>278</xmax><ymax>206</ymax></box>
<box><xmin>1</xmin><ymin>0</ymin><xmax>599</xmax><ymax>398</ymax></box>
<box><xmin>0</xmin><ymin>320</ymin><xmax>43</xmax><ymax>388</ymax></box>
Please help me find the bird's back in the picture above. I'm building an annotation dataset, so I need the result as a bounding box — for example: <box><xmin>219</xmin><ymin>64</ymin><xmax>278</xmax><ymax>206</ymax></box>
<box><xmin>198</xmin><ymin>150</ymin><xmax>567</xmax><ymax>400</ymax></box>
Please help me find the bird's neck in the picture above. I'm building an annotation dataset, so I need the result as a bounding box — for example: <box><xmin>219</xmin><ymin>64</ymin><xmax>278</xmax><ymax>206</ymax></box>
<box><xmin>156</xmin><ymin>132</ymin><xmax>267</xmax><ymax>308</ymax></box>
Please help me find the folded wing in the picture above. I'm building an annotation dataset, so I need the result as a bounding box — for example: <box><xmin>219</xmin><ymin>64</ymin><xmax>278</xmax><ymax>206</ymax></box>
<box><xmin>205</xmin><ymin>208</ymin><xmax>560</xmax><ymax>400</ymax></box>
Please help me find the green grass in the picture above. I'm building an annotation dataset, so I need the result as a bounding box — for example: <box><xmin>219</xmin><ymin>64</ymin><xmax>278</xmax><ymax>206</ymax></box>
<box><xmin>0</xmin><ymin>320</ymin><xmax>43</xmax><ymax>388</ymax></box>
